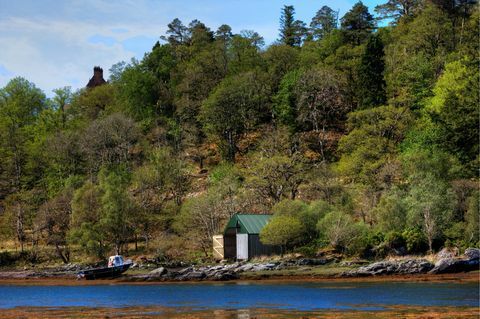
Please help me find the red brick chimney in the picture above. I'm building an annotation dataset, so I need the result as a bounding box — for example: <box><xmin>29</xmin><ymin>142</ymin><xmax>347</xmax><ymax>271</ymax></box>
<box><xmin>86</xmin><ymin>66</ymin><xmax>107</xmax><ymax>88</ymax></box>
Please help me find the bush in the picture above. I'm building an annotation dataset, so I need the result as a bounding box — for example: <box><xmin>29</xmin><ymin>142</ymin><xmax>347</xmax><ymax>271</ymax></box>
<box><xmin>260</xmin><ymin>215</ymin><xmax>305</xmax><ymax>254</ymax></box>
<box><xmin>402</xmin><ymin>228</ymin><xmax>428</xmax><ymax>253</ymax></box>
<box><xmin>317</xmin><ymin>211</ymin><xmax>368</xmax><ymax>255</ymax></box>
<box><xmin>384</xmin><ymin>231</ymin><xmax>406</xmax><ymax>249</ymax></box>
<box><xmin>0</xmin><ymin>251</ymin><xmax>15</xmax><ymax>266</ymax></box>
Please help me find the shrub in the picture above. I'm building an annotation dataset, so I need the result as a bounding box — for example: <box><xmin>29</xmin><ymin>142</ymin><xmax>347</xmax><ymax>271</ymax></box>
<box><xmin>402</xmin><ymin>228</ymin><xmax>428</xmax><ymax>253</ymax></box>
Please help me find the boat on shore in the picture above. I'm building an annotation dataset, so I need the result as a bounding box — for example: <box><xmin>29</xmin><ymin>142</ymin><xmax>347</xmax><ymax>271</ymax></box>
<box><xmin>77</xmin><ymin>255</ymin><xmax>132</xmax><ymax>280</ymax></box>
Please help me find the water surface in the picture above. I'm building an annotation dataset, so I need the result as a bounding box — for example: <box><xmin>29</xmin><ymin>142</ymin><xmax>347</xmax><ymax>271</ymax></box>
<box><xmin>0</xmin><ymin>281</ymin><xmax>477</xmax><ymax>311</ymax></box>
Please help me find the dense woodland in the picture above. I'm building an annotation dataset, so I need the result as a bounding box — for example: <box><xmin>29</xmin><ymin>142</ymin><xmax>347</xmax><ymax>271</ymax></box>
<box><xmin>0</xmin><ymin>0</ymin><xmax>478</xmax><ymax>264</ymax></box>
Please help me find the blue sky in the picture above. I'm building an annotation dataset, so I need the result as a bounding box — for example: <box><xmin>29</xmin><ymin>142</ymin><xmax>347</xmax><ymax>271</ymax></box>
<box><xmin>0</xmin><ymin>0</ymin><xmax>384</xmax><ymax>96</ymax></box>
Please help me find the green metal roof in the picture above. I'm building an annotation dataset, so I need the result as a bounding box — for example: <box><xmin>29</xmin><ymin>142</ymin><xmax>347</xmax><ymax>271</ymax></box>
<box><xmin>224</xmin><ymin>214</ymin><xmax>272</xmax><ymax>234</ymax></box>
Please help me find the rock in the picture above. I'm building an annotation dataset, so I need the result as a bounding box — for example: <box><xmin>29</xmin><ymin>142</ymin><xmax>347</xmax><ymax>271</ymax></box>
<box><xmin>177</xmin><ymin>267</ymin><xmax>193</xmax><ymax>276</ymax></box>
<box><xmin>437</xmin><ymin>247</ymin><xmax>458</xmax><ymax>260</ymax></box>
<box><xmin>344</xmin><ymin>259</ymin><xmax>434</xmax><ymax>277</ymax></box>
<box><xmin>296</xmin><ymin>258</ymin><xmax>328</xmax><ymax>266</ymax></box>
<box><xmin>339</xmin><ymin>259</ymin><xmax>369</xmax><ymax>267</ymax></box>
<box><xmin>181</xmin><ymin>271</ymin><xmax>206</xmax><ymax>280</ymax></box>
<box><xmin>430</xmin><ymin>258</ymin><xmax>479</xmax><ymax>274</ymax></box>
<box><xmin>464</xmin><ymin>248</ymin><xmax>480</xmax><ymax>260</ymax></box>
<box><xmin>149</xmin><ymin>267</ymin><xmax>167</xmax><ymax>276</ymax></box>
<box><xmin>211</xmin><ymin>271</ymin><xmax>238</xmax><ymax>281</ymax></box>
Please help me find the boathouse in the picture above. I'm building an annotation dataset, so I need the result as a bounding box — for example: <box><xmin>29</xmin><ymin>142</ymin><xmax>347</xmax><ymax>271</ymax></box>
<box><xmin>213</xmin><ymin>214</ymin><xmax>281</xmax><ymax>260</ymax></box>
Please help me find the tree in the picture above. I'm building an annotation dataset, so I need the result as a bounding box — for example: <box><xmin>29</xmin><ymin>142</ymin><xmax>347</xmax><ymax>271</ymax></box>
<box><xmin>200</xmin><ymin>71</ymin><xmax>270</xmax><ymax>162</ymax></box>
<box><xmin>243</xmin><ymin>129</ymin><xmax>307</xmax><ymax>206</ymax></box>
<box><xmin>162</xmin><ymin>18</ymin><xmax>189</xmax><ymax>45</ymax></box>
<box><xmin>80</xmin><ymin>113</ymin><xmax>139</xmax><ymax>173</ymax></box>
<box><xmin>340</xmin><ymin>1</ymin><xmax>375</xmax><ymax>45</ymax></box>
<box><xmin>279</xmin><ymin>5</ymin><xmax>306</xmax><ymax>46</ymax></box>
<box><xmin>426</xmin><ymin>59</ymin><xmax>479</xmax><ymax>172</ymax></box>
<box><xmin>375</xmin><ymin>0</ymin><xmax>420</xmax><ymax>22</ymax></box>
<box><xmin>272</xmin><ymin>70</ymin><xmax>302</xmax><ymax>129</ymax></box>
<box><xmin>115</xmin><ymin>60</ymin><xmax>159</xmax><ymax>124</ymax></box>
<box><xmin>272</xmin><ymin>199</ymin><xmax>331</xmax><ymax>243</ymax></box>
<box><xmin>310</xmin><ymin>6</ymin><xmax>338</xmax><ymax>40</ymax></box>
<box><xmin>405</xmin><ymin>174</ymin><xmax>455</xmax><ymax>253</ymax></box>
<box><xmin>295</xmin><ymin>66</ymin><xmax>349</xmax><ymax>160</ymax></box>
<box><xmin>337</xmin><ymin>105</ymin><xmax>413</xmax><ymax>187</ymax></box>
<box><xmin>175</xmin><ymin>181</ymin><xmax>238</xmax><ymax>256</ymax></box>
<box><xmin>384</xmin><ymin>3</ymin><xmax>454</xmax><ymax>109</ymax></box>
<box><xmin>98</xmin><ymin>166</ymin><xmax>135</xmax><ymax>255</ymax></box>
<box><xmin>264</xmin><ymin>44</ymin><xmax>299</xmax><ymax>92</ymax></box>
<box><xmin>71</xmin><ymin>84</ymin><xmax>115</xmax><ymax>119</ymax></box>
<box><xmin>52</xmin><ymin>86</ymin><xmax>72</xmax><ymax>129</ymax></box>
<box><xmin>317</xmin><ymin>210</ymin><xmax>366</xmax><ymax>252</ymax></box>
<box><xmin>260</xmin><ymin>215</ymin><xmax>305</xmax><ymax>255</ymax></box>
<box><xmin>464</xmin><ymin>191</ymin><xmax>479</xmax><ymax>245</ymax></box>
<box><xmin>0</xmin><ymin>77</ymin><xmax>46</xmax><ymax>192</ymax></box>
<box><xmin>68</xmin><ymin>181</ymin><xmax>105</xmax><ymax>257</ymax></box>
<box><xmin>372</xmin><ymin>188</ymin><xmax>407</xmax><ymax>232</ymax></box>
<box><xmin>35</xmin><ymin>190</ymin><xmax>72</xmax><ymax>263</ymax></box>
<box><xmin>228</xmin><ymin>32</ymin><xmax>264</xmax><ymax>75</ymax></box>
<box><xmin>357</xmin><ymin>33</ymin><xmax>387</xmax><ymax>109</ymax></box>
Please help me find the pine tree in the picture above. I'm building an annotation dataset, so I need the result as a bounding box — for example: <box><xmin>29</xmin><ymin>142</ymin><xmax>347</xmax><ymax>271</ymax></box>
<box><xmin>310</xmin><ymin>6</ymin><xmax>338</xmax><ymax>40</ymax></box>
<box><xmin>357</xmin><ymin>33</ymin><xmax>387</xmax><ymax>109</ymax></box>
<box><xmin>341</xmin><ymin>1</ymin><xmax>375</xmax><ymax>45</ymax></box>
<box><xmin>279</xmin><ymin>5</ymin><xmax>306</xmax><ymax>46</ymax></box>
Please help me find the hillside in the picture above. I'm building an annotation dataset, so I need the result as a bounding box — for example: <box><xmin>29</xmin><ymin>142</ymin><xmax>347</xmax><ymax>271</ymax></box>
<box><xmin>0</xmin><ymin>0</ymin><xmax>478</xmax><ymax>265</ymax></box>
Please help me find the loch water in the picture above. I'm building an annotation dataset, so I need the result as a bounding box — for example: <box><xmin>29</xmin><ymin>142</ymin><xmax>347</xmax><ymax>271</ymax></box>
<box><xmin>0</xmin><ymin>281</ymin><xmax>478</xmax><ymax>311</ymax></box>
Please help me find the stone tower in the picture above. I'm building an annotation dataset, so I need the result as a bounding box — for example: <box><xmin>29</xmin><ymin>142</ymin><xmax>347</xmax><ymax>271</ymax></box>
<box><xmin>86</xmin><ymin>66</ymin><xmax>107</xmax><ymax>88</ymax></box>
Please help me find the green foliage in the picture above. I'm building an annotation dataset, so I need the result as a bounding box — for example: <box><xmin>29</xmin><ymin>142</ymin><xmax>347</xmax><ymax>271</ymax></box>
<box><xmin>260</xmin><ymin>215</ymin><xmax>305</xmax><ymax>253</ymax></box>
<box><xmin>337</xmin><ymin>105</ymin><xmax>412</xmax><ymax>186</ymax></box>
<box><xmin>384</xmin><ymin>3</ymin><xmax>453</xmax><ymax>109</ymax></box>
<box><xmin>357</xmin><ymin>33</ymin><xmax>386</xmax><ymax>109</ymax></box>
<box><xmin>0</xmin><ymin>1</ymin><xmax>478</xmax><ymax>262</ymax></box>
<box><xmin>464</xmin><ymin>191</ymin><xmax>479</xmax><ymax>246</ymax></box>
<box><xmin>200</xmin><ymin>71</ymin><xmax>270</xmax><ymax>161</ymax></box>
<box><xmin>317</xmin><ymin>211</ymin><xmax>367</xmax><ymax>253</ymax></box>
<box><xmin>373</xmin><ymin>188</ymin><xmax>407</xmax><ymax>233</ymax></box>
<box><xmin>426</xmin><ymin>59</ymin><xmax>479</xmax><ymax>172</ymax></box>
<box><xmin>405</xmin><ymin>173</ymin><xmax>456</xmax><ymax>252</ymax></box>
<box><xmin>310</xmin><ymin>6</ymin><xmax>338</xmax><ymax>41</ymax></box>
<box><xmin>402</xmin><ymin>228</ymin><xmax>427</xmax><ymax>253</ymax></box>
<box><xmin>340</xmin><ymin>1</ymin><xmax>375</xmax><ymax>45</ymax></box>
<box><xmin>278</xmin><ymin>5</ymin><xmax>306</xmax><ymax>47</ymax></box>
<box><xmin>114</xmin><ymin>60</ymin><xmax>159</xmax><ymax>125</ymax></box>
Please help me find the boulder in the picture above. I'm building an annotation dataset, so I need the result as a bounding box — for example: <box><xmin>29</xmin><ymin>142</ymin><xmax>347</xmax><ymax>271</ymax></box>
<box><xmin>181</xmin><ymin>271</ymin><xmax>206</xmax><ymax>280</ymax></box>
<box><xmin>430</xmin><ymin>258</ymin><xmax>479</xmax><ymax>274</ymax></box>
<box><xmin>464</xmin><ymin>248</ymin><xmax>480</xmax><ymax>260</ymax></box>
<box><xmin>149</xmin><ymin>267</ymin><xmax>167</xmax><ymax>276</ymax></box>
<box><xmin>344</xmin><ymin>259</ymin><xmax>434</xmax><ymax>277</ymax></box>
<box><xmin>437</xmin><ymin>247</ymin><xmax>458</xmax><ymax>260</ymax></box>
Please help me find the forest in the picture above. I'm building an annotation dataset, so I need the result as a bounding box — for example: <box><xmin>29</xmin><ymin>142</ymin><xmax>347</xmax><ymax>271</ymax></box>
<box><xmin>0</xmin><ymin>0</ymin><xmax>478</xmax><ymax>264</ymax></box>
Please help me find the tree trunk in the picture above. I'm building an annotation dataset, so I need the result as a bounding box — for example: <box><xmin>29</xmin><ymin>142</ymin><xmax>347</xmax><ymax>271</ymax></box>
<box><xmin>55</xmin><ymin>244</ymin><xmax>69</xmax><ymax>264</ymax></box>
<box><xmin>134</xmin><ymin>234</ymin><xmax>138</xmax><ymax>251</ymax></box>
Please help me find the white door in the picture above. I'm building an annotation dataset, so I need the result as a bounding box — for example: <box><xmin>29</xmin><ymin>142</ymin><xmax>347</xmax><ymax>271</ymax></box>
<box><xmin>236</xmin><ymin>234</ymin><xmax>248</xmax><ymax>260</ymax></box>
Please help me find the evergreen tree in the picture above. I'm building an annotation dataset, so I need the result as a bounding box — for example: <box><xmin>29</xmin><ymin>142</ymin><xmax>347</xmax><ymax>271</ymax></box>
<box><xmin>357</xmin><ymin>33</ymin><xmax>387</xmax><ymax>109</ymax></box>
<box><xmin>162</xmin><ymin>18</ymin><xmax>189</xmax><ymax>45</ymax></box>
<box><xmin>375</xmin><ymin>0</ymin><xmax>420</xmax><ymax>22</ymax></box>
<box><xmin>279</xmin><ymin>5</ymin><xmax>306</xmax><ymax>46</ymax></box>
<box><xmin>310</xmin><ymin>6</ymin><xmax>338</xmax><ymax>40</ymax></box>
<box><xmin>341</xmin><ymin>1</ymin><xmax>375</xmax><ymax>45</ymax></box>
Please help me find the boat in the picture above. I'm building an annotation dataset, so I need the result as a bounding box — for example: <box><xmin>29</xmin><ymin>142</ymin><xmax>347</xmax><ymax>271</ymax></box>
<box><xmin>77</xmin><ymin>255</ymin><xmax>132</xmax><ymax>280</ymax></box>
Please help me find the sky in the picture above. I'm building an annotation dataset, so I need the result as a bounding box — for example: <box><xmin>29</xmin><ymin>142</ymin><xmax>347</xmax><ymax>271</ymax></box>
<box><xmin>0</xmin><ymin>0</ymin><xmax>384</xmax><ymax>96</ymax></box>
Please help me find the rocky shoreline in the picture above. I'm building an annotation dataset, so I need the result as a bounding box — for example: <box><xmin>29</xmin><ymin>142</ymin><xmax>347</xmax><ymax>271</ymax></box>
<box><xmin>0</xmin><ymin>248</ymin><xmax>478</xmax><ymax>282</ymax></box>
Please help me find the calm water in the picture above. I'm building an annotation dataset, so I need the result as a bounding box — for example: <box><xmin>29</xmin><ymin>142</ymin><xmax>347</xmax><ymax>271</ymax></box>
<box><xmin>0</xmin><ymin>281</ymin><xmax>478</xmax><ymax>311</ymax></box>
